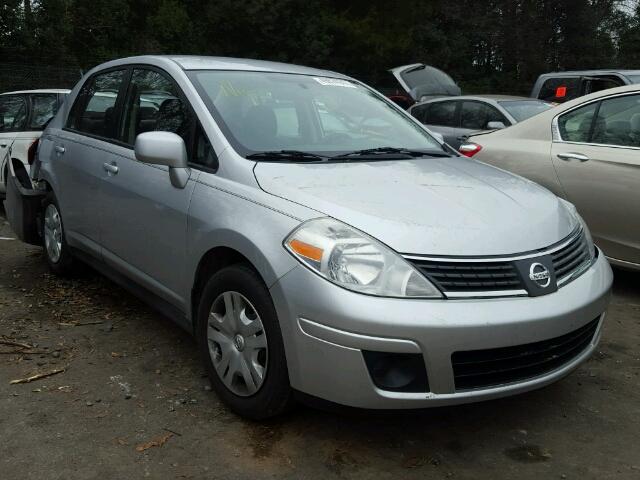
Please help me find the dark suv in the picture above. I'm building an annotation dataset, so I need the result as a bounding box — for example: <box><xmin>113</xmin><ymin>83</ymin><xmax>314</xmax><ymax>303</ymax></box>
<box><xmin>531</xmin><ymin>70</ymin><xmax>640</xmax><ymax>103</ymax></box>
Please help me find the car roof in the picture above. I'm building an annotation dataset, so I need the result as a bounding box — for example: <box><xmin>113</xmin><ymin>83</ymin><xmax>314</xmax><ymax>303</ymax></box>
<box><xmin>98</xmin><ymin>55</ymin><xmax>350</xmax><ymax>80</ymax></box>
<box><xmin>1</xmin><ymin>89</ymin><xmax>71</xmax><ymax>95</ymax></box>
<box><xmin>410</xmin><ymin>94</ymin><xmax>540</xmax><ymax>109</ymax></box>
<box><xmin>538</xmin><ymin>69</ymin><xmax>640</xmax><ymax>77</ymax></box>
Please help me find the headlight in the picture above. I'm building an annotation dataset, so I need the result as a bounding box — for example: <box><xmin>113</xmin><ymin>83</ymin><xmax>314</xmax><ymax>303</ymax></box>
<box><xmin>561</xmin><ymin>199</ymin><xmax>595</xmax><ymax>260</ymax></box>
<box><xmin>284</xmin><ymin>218</ymin><xmax>442</xmax><ymax>298</ymax></box>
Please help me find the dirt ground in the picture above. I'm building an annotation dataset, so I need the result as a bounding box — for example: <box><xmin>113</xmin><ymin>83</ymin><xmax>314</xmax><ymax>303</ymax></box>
<box><xmin>0</xmin><ymin>206</ymin><xmax>638</xmax><ymax>480</ymax></box>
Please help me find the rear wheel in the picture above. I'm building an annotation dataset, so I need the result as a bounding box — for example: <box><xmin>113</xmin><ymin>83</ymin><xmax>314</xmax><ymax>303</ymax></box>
<box><xmin>196</xmin><ymin>264</ymin><xmax>293</xmax><ymax>419</ymax></box>
<box><xmin>42</xmin><ymin>192</ymin><xmax>77</xmax><ymax>276</ymax></box>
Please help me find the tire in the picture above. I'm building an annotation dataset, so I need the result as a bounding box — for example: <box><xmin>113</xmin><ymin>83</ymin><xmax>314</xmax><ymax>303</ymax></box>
<box><xmin>196</xmin><ymin>264</ymin><xmax>293</xmax><ymax>419</ymax></box>
<box><xmin>41</xmin><ymin>192</ymin><xmax>77</xmax><ymax>276</ymax></box>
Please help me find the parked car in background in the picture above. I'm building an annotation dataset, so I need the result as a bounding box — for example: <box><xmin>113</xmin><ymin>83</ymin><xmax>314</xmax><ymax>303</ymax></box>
<box><xmin>0</xmin><ymin>89</ymin><xmax>69</xmax><ymax>195</ymax></box>
<box><xmin>5</xmin><ymin>56</ymin><xmax>611</xmax><ymax>420</ymax></box>
<box><xmin>531</xmin><ymin>69</ymin><xmax>640</xmax><ymax>104</ymax></box>
<box><xmin>376</xmin><ymin>63</ymin><xmax>461</xmax><ymax>109</ymax></box>
<box><xmin>409</xmin><ymin>95</ymin><xmax>553</xmax><ymax>148</ymax></box>
<box><xmin>461</xmin><ymin>84</ymin><xmax>640</xmax><ymax>270</ymax></box>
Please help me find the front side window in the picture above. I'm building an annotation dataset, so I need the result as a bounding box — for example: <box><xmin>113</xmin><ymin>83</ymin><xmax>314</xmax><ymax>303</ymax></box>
<box><xmin>591</xmin><ymin>94</ymin><xmax>640</xmax><ymax>147</ymax></box>
<box><xmin>189</xmin><ymin>71</ymin><xmax>442</xmax><ymax>156</ymax></box>
<box><xmin>424</xmin><ymin>101</ymin><xmax>457</xmax><ymax>127</ymax></box>
<box><xmin>68</xmin><ymin>70</ymin><xmax>126</xmax><ymax>139</ymax></box>
<box><xmin>460</xmin><ymin>101</ymin><xmax>507</xmax><ymax>130</ymax></box>
<box><xmin>0</xmin><ymin>95</ymin><xmax>27</xmax><ymax>132</ymax></box>
<box><xmin>29</xmin><ymin>94</ymin><xmax>59</xmax><ymax>129</ymax></box>
<box><xmin>558</xmin><ymin>102</ymin><xmax>598</xmax><ymax>143</ymax></box>
<box><xmin>120</xmin><ymin>68</ymin><xmax>194</xmax><ymax>148</ymax></box>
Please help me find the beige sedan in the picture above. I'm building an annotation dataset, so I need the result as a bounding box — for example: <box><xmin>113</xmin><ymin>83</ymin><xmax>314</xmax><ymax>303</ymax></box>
<box><xmin>461</xmin><ymin>85</ymin><xmax>640</xmax><ymax>270</ymax></box>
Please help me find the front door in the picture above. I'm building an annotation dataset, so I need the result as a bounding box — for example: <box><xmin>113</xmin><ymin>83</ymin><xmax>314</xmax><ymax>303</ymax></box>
<box><xmin>551</xmin><ymin>93</ymin><xmax>640</xmax><ymax>265</ymax></box>
<box><xmin>0</xmin><ymin>94</ymin><xmax>27</xmax><ymax>188</ymax></box>
<box><xmin>98</xmin><ymin>67</ymin><xmax>204</xmax><ymax>311</ymax></box>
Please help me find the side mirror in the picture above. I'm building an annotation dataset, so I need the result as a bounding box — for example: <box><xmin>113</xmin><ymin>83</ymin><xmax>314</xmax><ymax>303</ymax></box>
<box><xmin>486</xmin><ymin>121</ymin><xmax>506</xmax><ymax>130</ymax></box>
<box><xmin>134</xmin><ymin>131</ymin><xmax>190</xmax><ymax>188</ymax></box>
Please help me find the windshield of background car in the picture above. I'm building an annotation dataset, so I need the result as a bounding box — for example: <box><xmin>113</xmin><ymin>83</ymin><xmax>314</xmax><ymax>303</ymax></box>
<box><xmin>188</xmin><ymin>71</ymin><xmax>441</xmax><ymax>155</ymax></box>
<box><xmin>499</xmin><ymin>100</ymin><xmax>554</xmax><ymax>122</ymax></box>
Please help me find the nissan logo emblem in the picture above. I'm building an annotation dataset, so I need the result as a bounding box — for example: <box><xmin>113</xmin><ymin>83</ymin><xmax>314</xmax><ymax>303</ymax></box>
<box><xmin>529</xmin><ymin>262</ymin><xmax>551</xmax><ymax>288</ymax></box>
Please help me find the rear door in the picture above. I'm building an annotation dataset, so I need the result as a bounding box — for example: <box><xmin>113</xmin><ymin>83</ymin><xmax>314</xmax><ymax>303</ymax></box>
<box><xmin>53</xmin><ymin>68</ymin><xmax>128</xmax><ymax>256</ymax></box>
<box><xmin>420</xmin><ymin>100</ymin><xmax>459</xmax><ymax>146</ymax></box>
<box><xmin>0</xmin><ymin>94</ymin><xmax>28</xmax><ymax>187</ymax></box>
<box><xmin>551</xmin><ymin>93</ymin><xmax>640</xmax><ymax>264</ymax></box>
<box><xmin>97</xmin><ymin>66</ymin><xmax>204</xmax><ymax>310</ymax></box>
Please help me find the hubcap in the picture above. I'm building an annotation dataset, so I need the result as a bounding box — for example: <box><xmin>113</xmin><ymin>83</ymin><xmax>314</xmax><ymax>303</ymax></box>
<box><xmin>207</xmin><ymin>291</ymin><xmax>268</xmax><ymax>397</ymax></box>
<box><xmin>44</xmin><ymin>204</ymin><xmax>63</xmax><ymax>263</ymax></box>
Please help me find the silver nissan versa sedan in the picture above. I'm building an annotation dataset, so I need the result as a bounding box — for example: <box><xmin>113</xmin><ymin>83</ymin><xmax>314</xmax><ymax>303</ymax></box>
<box><xmin>4</xmin><ymin>56</ymin><xmax>613</xmax><ymax>419</ymax></box>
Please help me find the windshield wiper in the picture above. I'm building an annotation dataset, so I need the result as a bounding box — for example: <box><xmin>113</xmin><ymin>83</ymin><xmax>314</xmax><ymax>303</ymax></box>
<box><xmin>331</xmin><ymin>147</ymin><xmax>450</xmax><ymax>160</ymax></box>
<box><xmin>246</xmin><ymin>150</ymin><xmax>327</xmax><ymax>162</ymax></box>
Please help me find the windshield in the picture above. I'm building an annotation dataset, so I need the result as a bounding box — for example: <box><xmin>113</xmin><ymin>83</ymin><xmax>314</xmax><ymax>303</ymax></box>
<box><xmin>498</xmin><ymin>100</ymin><xmax>553</xmax><ymax>122</ymax></box>
<box><xmin>188</xmin><ymin>71</ymin><xmax>442</xmax><ymax>157</ymax></box>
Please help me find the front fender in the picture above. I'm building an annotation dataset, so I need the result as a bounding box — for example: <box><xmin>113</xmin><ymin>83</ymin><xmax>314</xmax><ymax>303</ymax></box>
<box><xmin>186</xmin><ymin>176</ymin><xmax>308</xmax><ymax>316</ymax></box>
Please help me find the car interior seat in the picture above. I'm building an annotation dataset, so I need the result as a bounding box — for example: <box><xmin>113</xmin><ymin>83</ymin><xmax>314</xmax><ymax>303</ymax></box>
<box><xmin>241</xmin><ymin>105</ymin><xmax>278</xmax><ymax>150</ymax></box>
<box><xmin>629</xmin><ymin>114</ymin><xmax>640</xmax><ymax>146</ymax></box>
<box><xmin>155</xmin><ymin>99</ymin><xmax>189</xmax><ymax>139</ymax></box>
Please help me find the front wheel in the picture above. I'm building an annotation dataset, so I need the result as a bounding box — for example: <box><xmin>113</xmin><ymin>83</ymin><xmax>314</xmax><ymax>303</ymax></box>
<box><xmin>196</xmin><ymin>264</ymin><xmax>293</xmax><ymax>419</ymax></box>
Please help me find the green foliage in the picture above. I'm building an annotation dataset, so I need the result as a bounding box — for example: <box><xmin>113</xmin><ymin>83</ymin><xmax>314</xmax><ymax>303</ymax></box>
<box><xmin>0</xmin><ymin>0</ymin><xmax>637</xmax><ymax>94</ymax></box>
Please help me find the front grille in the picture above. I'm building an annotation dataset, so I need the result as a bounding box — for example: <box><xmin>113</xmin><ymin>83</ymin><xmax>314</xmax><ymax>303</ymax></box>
<box><xmin>451</xmin><ymin>317</ymin><xmax>600</xmax><ymax>390</ymax></box>
<box><xmin>405</xmin><ymin>227</ymin><xmax>592</xmax><ymax>297</ymax></box>
<box><xmin>409</xmin><ymin>260</ymin><xmax>524</xmax><ymax>293</ymax></box>
<box><xmin>551</xmin><ymin>231</ymin><xmax>591</xmax><ymax>282</ymax></box>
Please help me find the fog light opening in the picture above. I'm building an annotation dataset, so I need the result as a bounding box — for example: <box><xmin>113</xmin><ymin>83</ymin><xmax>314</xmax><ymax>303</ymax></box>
<box><xmin>362</xmin><ymin>351</ymin><xmax>429</xmax><ymax>393</ymax></box>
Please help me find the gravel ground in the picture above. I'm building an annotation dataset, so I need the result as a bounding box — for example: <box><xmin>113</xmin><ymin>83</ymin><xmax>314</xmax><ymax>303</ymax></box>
<box><xmin>1</xmin><ymin>206</ymin><xmax>639</xmax><ymax>480</ymax></box>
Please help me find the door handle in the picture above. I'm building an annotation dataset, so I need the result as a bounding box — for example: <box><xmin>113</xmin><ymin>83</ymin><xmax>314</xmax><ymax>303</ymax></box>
<box><xmin>557</xmin><ymin>152</ymin><xmax>589</xmax><ymax>162</ymax></box>
<box><xmin>54</xmin><ymin>145</ymin><xmax>65</xmax><ymax>154</ymax></box>
<box><xmin>0</xmin><ymin>144</ymin><xmax>7</xmax><ymax>148</ymax></box>
<box><xmin>103</xmin><ymin>162</ymin><xmax>119</xmax><ymax>175</ymax></box>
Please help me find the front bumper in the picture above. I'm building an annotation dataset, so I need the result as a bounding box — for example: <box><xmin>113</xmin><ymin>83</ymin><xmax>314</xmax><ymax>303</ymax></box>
<box><xmin>269</xmin><ymin>250</ymin><xmax>613</xmax><ymax>409</ymax></box>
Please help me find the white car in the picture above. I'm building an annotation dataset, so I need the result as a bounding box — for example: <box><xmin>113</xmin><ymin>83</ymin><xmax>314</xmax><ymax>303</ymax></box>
<box><xmin>0</xmin><ymin>89</ymin><xmax>69</xmax><ymax>195</ymax></box>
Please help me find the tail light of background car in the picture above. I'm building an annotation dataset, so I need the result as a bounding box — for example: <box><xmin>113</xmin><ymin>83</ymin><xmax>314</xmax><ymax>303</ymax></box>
<box><xmin>458</xmin><ymin>142</ymin><xmax>482</xmax><ymax>158</ymax></box>
<box><xmin>27</xmin><ymin>139</ymin><xmax>39</xmax><ymax>165</ymax></box>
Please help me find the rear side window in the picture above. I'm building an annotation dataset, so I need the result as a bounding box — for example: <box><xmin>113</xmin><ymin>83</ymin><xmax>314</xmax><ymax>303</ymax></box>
<box><xmin>558</xmin><ymin>102</ymin><xmax>598</xmax><ymax>142</ymax></box>
<box><xmin>410</xmin><ymin>104</ymin><xmax>429</xmax><ymax>123</ymax></box>
<box><xmin>29</xmin><ymin>94</ymin><xmax>59</xmax><ymax>129</ymax></box>
<box><xmin>0</xmin><ymin>95</ymin><xmax>27</xmax><ymax>132</ymax></box>
<box><xmin>591</xmin><ymin>94</ymin><xmax>640</xmax><ymax>147</ymax></box>
<box><xmin>424</xmin><ymin>101</ymin><xmax>457</xmax><ymax>127</ymax></box>
<box><xmin>68</xmin><ymin>69</ymin><xmax>126</xmax><ymax>139</ymax></box>
<box><xmin>460</xmin><ymin>101</ymin><xmax>508</xmax><ymax>130</ymax></box>
<box><xmin>538</xmin><ymin>77</ymin><xmax>580</xmax><ymax>102</ymax></box>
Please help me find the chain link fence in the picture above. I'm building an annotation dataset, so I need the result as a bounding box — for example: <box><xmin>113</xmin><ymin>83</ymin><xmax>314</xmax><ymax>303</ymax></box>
<box><xmin>0</xmin><ymin>61</ymin><xmax>84</xmax><ymax>93</ymax></box>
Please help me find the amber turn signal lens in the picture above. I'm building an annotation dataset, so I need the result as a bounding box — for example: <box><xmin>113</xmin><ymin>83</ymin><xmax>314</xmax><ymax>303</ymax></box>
<box><xmin>288</xmin><ymin>239</ymin><xmax>324</xmax><ymax>262</ymax></box>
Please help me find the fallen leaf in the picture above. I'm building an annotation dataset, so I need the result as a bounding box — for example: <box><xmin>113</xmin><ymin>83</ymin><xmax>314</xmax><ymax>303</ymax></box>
<box><xmin>135</xmin><ymin>433</ymin><xmax>173</xmax><ymax>452</ymax></box>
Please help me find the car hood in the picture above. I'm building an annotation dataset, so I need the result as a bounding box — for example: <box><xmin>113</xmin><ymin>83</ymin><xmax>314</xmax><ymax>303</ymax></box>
<box><xmin>253</xmin><ymin>157</ymin><xmax>578</xmax><ymax>256</ymax></box>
